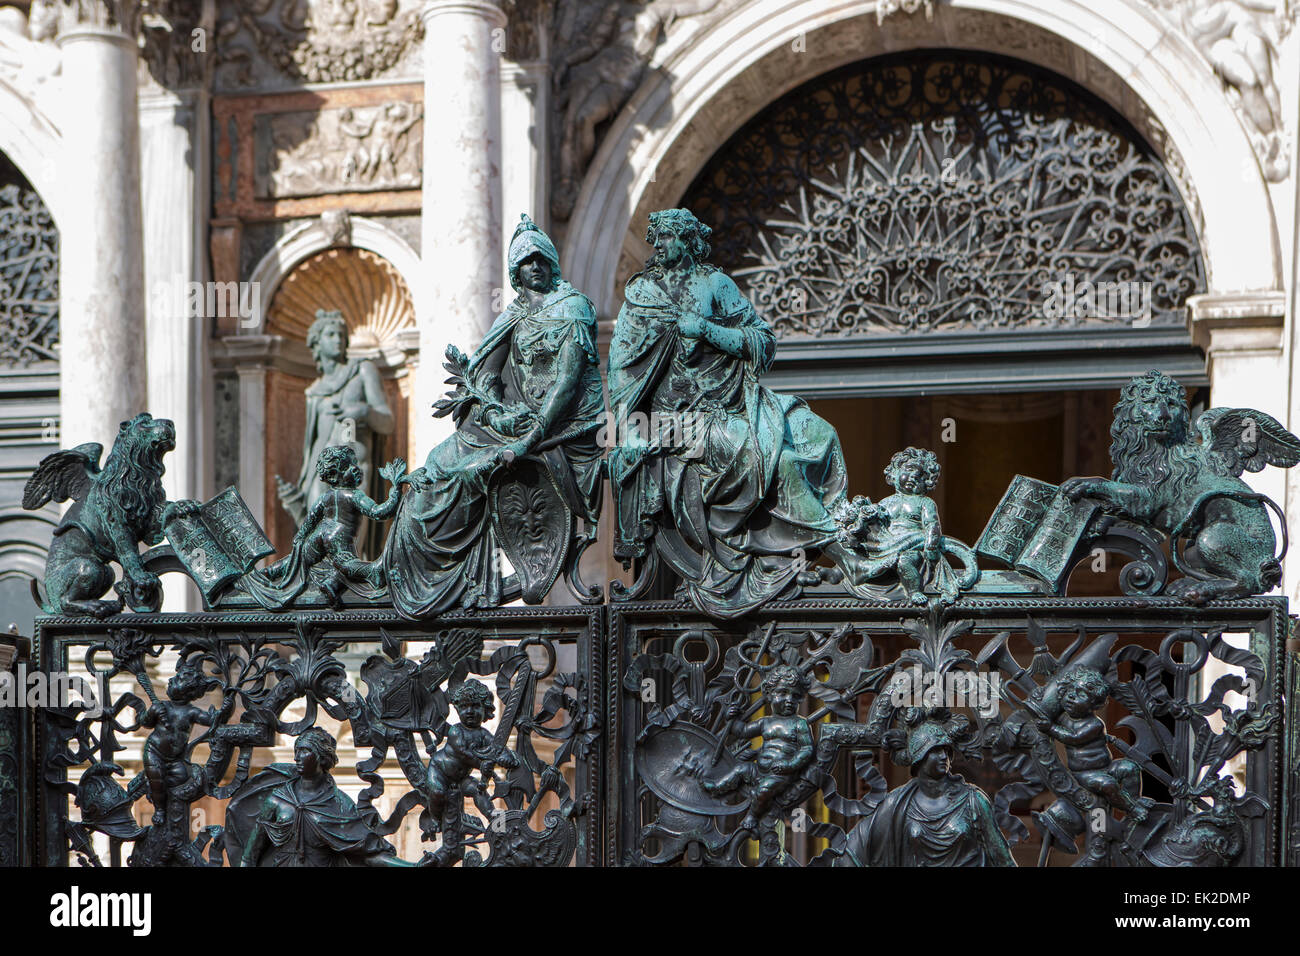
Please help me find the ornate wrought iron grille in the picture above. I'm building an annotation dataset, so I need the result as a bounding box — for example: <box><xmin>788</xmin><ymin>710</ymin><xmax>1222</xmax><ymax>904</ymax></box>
<box><xmin>608</xmin><ymin>599</ymin><xmax>1288</xmax><ymax>867</ymax></box>
<box><xmin>0</xmin><ymin>152</ymin><xmax>58</xmax><ymax>366</ymax></box>
<box><xmin>34</xmin><ymin>607</ymin><xmax>602</xmax><ymax>867</ymax></box>
<box><xmin>681</xmin><ymin>51</ymin><xmax>1206</xmax><ymax>340</ymax></box>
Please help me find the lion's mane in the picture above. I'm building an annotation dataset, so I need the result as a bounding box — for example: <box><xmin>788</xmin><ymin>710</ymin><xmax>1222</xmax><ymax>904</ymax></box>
<box><xmin>1108</xmin><ymin>370</ymin><xmax>1201</xmax><ymax>496</ymax></box>
<box><xmin>92</xmin><ymin>414</ymin><xmax>169</xmax><ymax>532</ymax></box>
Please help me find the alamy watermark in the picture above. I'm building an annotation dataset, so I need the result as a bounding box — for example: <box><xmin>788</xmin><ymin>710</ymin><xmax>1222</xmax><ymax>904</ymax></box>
<box><xmin>1042</xmin><ymin>275</ymin><xmax>1152</xmax><ymax>328</ymax></box>
<box><xmin>149</xmin><ymin>277</ymin><xmax>261</xmax><ymax>328</ymax></box>
<box><xmin>0</xmin><ymin>665</ymin><xmax>109</xmax><ymax>718</ymax></box>
<box><xmin>886</xmin><ymin>666</ymin><xmax>1001</xmax><ymax>718</ymax></box>
<box><xmin>595</xmin><ymin>405</ymin><xmax>709</xmax><ymax>458</ymax></box>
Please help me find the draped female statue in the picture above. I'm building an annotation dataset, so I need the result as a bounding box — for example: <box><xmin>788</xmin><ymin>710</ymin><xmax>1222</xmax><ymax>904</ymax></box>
<box><xmin>276</xmin><ymin>309</ymin><xmax>395</xmax><ymax>529</ymax></box>
<box><xmin>383</xmin><ymin>215</ymin><xmax>604</xmax><ymax>617</ymax></box>
<box><xmin>608</xmin><ymin>208</ymin><xmax>880</xmax><ymax>617</ymax></box>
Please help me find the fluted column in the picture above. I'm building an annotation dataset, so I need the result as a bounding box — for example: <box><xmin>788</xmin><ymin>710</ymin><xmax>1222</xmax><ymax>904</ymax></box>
<box><xmin>417</xmin><ymin>0</ymin><xmax>507</xmax><ymax>455</ymax></box>
<box><xmin>55</xmin><ymin>1</ymin><xmax>147</xmax><ymax>450</ymax></box>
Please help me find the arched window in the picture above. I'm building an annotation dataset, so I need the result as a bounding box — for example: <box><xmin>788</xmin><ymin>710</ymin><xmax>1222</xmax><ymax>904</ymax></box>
<box><xmin>681</xmin><ymin>50</ymin><xmax>1207</xmax><ymax>394</ymax></box>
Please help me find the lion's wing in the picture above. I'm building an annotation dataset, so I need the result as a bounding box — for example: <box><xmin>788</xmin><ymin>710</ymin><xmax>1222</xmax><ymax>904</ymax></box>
<box><xmin>1198</xmin><ymin>407</ymin><xmax>1300</xmax><ymax>476</ymax></box>
<box><xmin>21</xmin><ymin>443</ymin><xmax>103</xmax><ymax>510</ymax></box>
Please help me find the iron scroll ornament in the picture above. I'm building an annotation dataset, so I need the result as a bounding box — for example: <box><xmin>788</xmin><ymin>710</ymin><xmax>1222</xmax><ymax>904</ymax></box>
<box><xmin>38</xmin><ymin>610</ymin><xmax>601</xmax><ymax>868</ymax></box>
<box><xmin>612</xmin><ymin>602</ymin><xmax>1284</xmax><ymax>867</ymax></box>
<box><xmin>681</xmin><ymin>50</ymin><xmax>1206</xmax><ymax>339</ymax></box>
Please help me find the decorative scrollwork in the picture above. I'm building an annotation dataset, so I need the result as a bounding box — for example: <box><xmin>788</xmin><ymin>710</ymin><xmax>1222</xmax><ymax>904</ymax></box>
<box><xmin>620</xmin><ymin>604</ymin><xmax>1282</xmax><ymax>866</ymax></box>
<box><xmin>0</xmin><ymin>154</ymin><xmax>58</xmax><ymax>366</ymax></box>
<box><xmin>681</xmin><ymin>51</ymin><xmax>1205</xmax><ymax>340</ymax></box>
<box><xmin>45</xmin><ymin>614</ymin><xmax>598</xmax><ymax>867</ymax></box>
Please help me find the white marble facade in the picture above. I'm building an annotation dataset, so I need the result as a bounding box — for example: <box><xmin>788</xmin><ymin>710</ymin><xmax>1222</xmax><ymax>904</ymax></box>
<box><xmin>1</xmin><ymin>0</ymin><xmax>1299</xmax><ymax>600</ymax></box>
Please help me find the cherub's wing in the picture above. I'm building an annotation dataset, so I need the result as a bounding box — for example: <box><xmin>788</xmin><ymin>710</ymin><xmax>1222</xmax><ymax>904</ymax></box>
<box><xmin>21</xmin><ymin>443</ymin><xmax>103</xmax><ymax>510</ymax></box>
<box><xmin>1198</xmin><ymin>407</ymin><xmax>1300</xmax><ymax>476</ymax></box>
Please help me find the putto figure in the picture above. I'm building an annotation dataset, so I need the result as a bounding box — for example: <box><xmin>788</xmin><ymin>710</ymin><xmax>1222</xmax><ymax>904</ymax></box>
<box><xmin>422</xmin><ymin>680</ymin><xmax>521</xmax><ymax>867</ymax></box>
<box><xmin>141</xmin><ymin>658</ymin><xmax>226</xmax><ymax>827</ymax></box>
<box><xmin>840</xmin><ymin>447</ymin><xmax>978</xmax><ymax>604</ymax></box>
<box><xmin>1062</xmin><ymin>369</ymin><xmax>1300</xmax><ymax>602</ymax></box>
<box><xmin>1038</xmin><ymin>667</ymin><xmax>1153</xmax><ymax>823</ymax></box>
<box><xmin>276</xmin><ymin>309</ymin><xmax>395</xmax><ymax>530</ymax></box>
<box><xmin>241</xmin><ymin>446</ymin><xmax>410</xmax><ymax>608</ymax></box>
<box><xmin>702</xmin><ymin>664</ymin><xmax>814</xmax><ymax>834</ymax></box>
<box><xmin>609</xmin><ymin>207</ymin><xmax>913</xmax><ymax>617</ymax></box>
<box><xmin>384</xmin><ymin>214</ymin><xmax>604</xmax><ymax>616</ymax></box>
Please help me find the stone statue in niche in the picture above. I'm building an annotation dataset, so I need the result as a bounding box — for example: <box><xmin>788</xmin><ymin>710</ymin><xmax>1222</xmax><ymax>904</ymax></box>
<box><xmin>382</xmin><ymin>214</ymin><xmax>604</xmax><ymax>617</ymax></box>
<box><xmin>607</xmin><ymin>208</ymin><xmax>978</xmax><ymax>617</ymax></box>
<box><xmin>276</xmin><ymin>309</ymin><xmax>395</xmax><ymax>538</ymax></box>
<box><xmin>1061</xmin><ymin>369</ymin><xmax>1300</xmax><ymax>602</ymax></box>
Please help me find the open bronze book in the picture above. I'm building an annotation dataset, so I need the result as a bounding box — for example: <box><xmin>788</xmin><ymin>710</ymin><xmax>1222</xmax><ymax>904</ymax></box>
<box><xmin>976</xmin><ymin>475</ymin><xmax>1099</xmax><ymax>591</ymax></box>
<box><xmin>164</xmin><ymin>486</ymin><xmax>275</xmax><ymax>600</ymax></box>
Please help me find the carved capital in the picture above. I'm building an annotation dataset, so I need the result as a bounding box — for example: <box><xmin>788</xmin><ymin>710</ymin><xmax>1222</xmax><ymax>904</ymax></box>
<box><xmin>419</xmin><ymin>0</ymin><xmax>507</xmax><ymax>28</ymax></box>
<box><xmin>139</xmin><ymin>0</ymin><xmax>217</xmax><ymax>91</ymax></box>
<box><xmin>49</xmin><ymin>0</ymin><xmax>143</xmax><ymax>39</ymax></box>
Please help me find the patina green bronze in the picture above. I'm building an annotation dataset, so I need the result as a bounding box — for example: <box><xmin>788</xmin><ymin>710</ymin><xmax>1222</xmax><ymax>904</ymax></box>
<box><xmin>240</xmin><ymin>447</ymin><xmax>411</xmax><ymax>609</ymax></box>
<box><xmin>607</xmin><ymin>208</ymin><xmax>980</xmax><ymax>616</ymax></box>
<box><xmin>382</xmin><ymin>214</ymin><xmax>605</xmax><ymax>617</ymax></box>
<box><xmin>1061</xmin><ymin>369</ymin><xmax>1300</xmax><ymax>602</ymax></box>
<box><xmin>22</xmin><ymin>414</ymin><xmax>191</xmax><ymax>616</ymax></box>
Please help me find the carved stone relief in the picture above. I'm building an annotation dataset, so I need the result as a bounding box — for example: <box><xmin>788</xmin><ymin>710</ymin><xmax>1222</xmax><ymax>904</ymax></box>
<box><xmin>213</xmin><ymin>0</ymin><xmax>424</xmax><ymax>91</ymax></box>
<box><xmin>212</xmin><ymin>87</ymin><xmax>424</xmax><ymax>221</ymax></box>
<box><xmin>255</xmin><ymin>102</ymin><xmax>423</xmax><ymax>199</ymax></box>
<box><xmin>548</xmin><ymin>0</ymin><xmax>726</xmax><ymax>220</ymax></box>
<box><xmin>1144</xmin><ymin>0</ymin><xmax>1295</xmax><ymax>182</ymax></box>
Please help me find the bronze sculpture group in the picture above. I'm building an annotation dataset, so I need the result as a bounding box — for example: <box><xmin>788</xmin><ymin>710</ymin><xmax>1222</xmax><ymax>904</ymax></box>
<box><xmin>25</xmin><ymin>207</ymin><xmax>1300</xmax><ymax>868</ymax></box>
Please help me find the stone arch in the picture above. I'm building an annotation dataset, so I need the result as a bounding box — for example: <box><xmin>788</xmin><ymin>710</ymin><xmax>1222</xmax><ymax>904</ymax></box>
<box><xmin>563</xmin><ymin>0</ymin><xmax>1280</xmax><ymax>318</ymax></box>
<box><xmin>246</xmin><ymin>216</ymin><xmax>422</xmax><ymax>333</ymax></box>
<box><xmin>0</xmin><ymin>80</ymin><xmax>65</xmax><ymax>231</ymax></box>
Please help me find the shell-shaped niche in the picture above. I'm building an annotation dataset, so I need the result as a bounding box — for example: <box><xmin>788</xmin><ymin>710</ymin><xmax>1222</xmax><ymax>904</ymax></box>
<box><xmin>266</xmin><ymin>247</ymin><xmax>414</xmax><ymax>359</ymax></box>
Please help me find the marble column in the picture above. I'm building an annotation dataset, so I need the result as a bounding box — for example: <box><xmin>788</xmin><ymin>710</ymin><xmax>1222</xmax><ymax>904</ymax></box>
<box><xmin>500</xmin><ymin>58</ymin><xmax>552</xmax><ymax>281</ymax></box>
<box><xmin>55</xmin><ymin>9</ymin><xmax>148</xmax><ymax>450</ymax></box>
<box><xmin>417</xmin><ymin>0</ymin><xmax>507</xmax><ymax>456</ymax></box>
<box><xmin>140</xmin><ymin>87</ymin><xmax>213</xmax><ymax>507</ymax></box>
<box><xmin>140</xmin><ymin>86</ymin><xmax>212</xmax><ymax>611</ymax></box>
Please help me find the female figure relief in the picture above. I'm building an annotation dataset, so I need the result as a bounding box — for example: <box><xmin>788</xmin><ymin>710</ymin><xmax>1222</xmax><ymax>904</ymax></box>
<box><xmin>838</xmin><ymin>709</ymin><xmax>1015</xmax><ymax>867</ymax></box>
<box><xmin>383</xmin><ymin>215</ymin><xmax>604</xmax><ymax>617</ymax></box>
